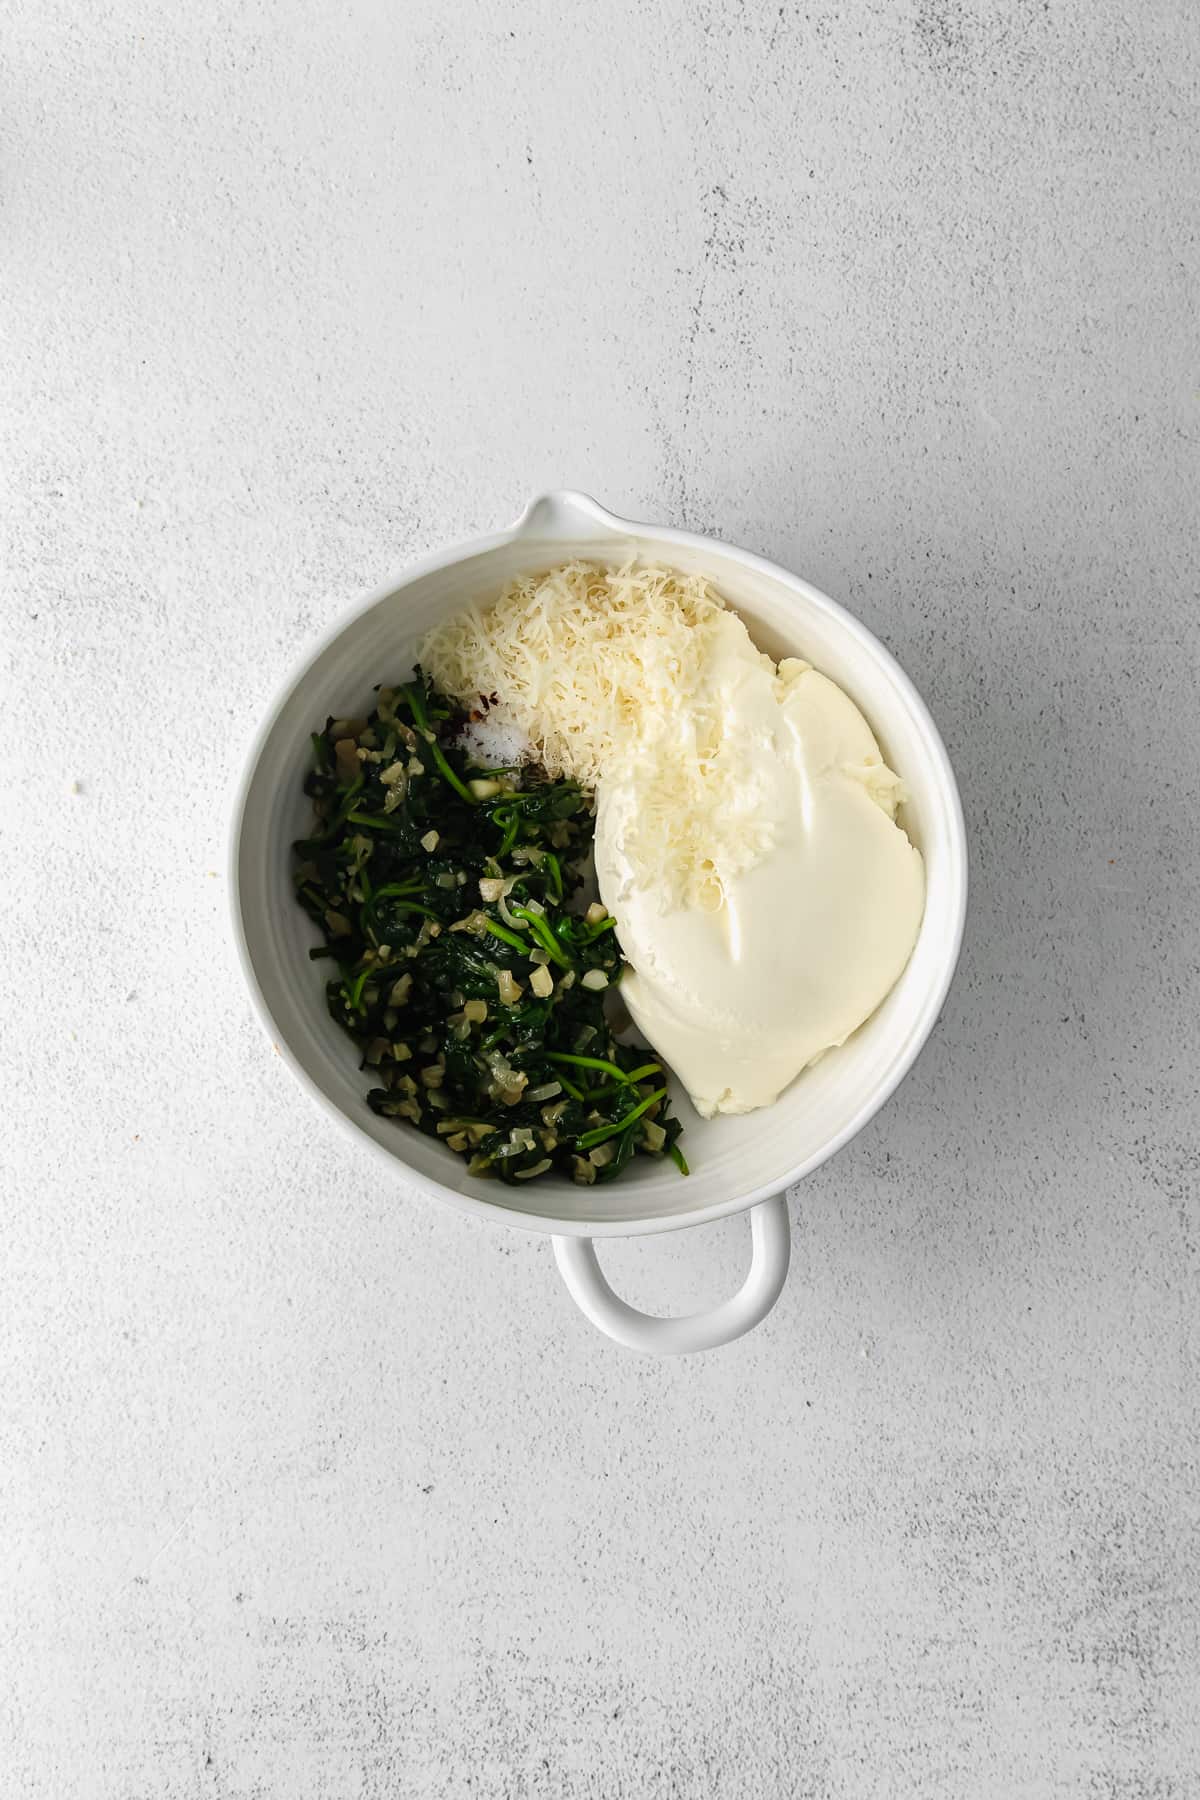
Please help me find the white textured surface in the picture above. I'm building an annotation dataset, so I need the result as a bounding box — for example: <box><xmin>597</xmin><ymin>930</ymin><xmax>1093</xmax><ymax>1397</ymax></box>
<box><xmin>4</xmin><ymin>0</ymin><xmax>1199</xmax><ymax>1794</ymax></box>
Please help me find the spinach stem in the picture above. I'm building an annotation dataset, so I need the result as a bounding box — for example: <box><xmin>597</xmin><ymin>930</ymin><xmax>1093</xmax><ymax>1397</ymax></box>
<box><xmin>404</xmin><ymin>683</ymin><xmax>477</xmax><ymax>805</ymax></box>
<box><xmin>372</xmin><ymin>880</ymin><xmax>425</xmax><ymax>900</ymax></box>
<box><xmin>545</xmin><ymin>1051</ymin><xmax>638</xmax><ymax>1083</ymax></box>
<box><xmin>345</xmin><ymin>810</ymin><xmax>408</xmax><ymax>834</ymax></box>
<box><xmin>484</xmin><ymin>918</ymin><xmax>529</xmax><ymax>954</ymax></box>
<box><xmin>345</xmin><ymin>967</ymin><xmax>374</xmax><ymax>1011</ymax></box>
<box><xmin>367</xmin><ymin>881</ymin><xmax>440</xmax><ymax>925</ymax></box>
<box><xmin>541</xmin><ymin>851</ymin><xmax>564</xmax><ymax>903</ymax></box>
<box><xmin>576</xmin><ymin>1087</ymin><xmax>668</xmax><ymax>1151</ymax></box>
<box><xmin>582</xmin><ymin>1063</ymin><xmax>662</xmax><ymax>1100</ymax></box>
<box><xmin>510</xmin><ymin>905</ymin><xmax>572</xmax><ymax>969</ymax></box>
<box><xmin>493</xmin><ymin>807</ymin><xmax>520</xmax><ymax>857</ymax></box>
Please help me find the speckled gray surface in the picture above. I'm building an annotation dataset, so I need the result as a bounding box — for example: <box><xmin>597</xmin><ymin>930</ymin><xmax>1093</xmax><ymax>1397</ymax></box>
<box><xmin>4</xmin><ymin>0</ymin><xmax>1199</xmax><ymax>1794</ymax></box>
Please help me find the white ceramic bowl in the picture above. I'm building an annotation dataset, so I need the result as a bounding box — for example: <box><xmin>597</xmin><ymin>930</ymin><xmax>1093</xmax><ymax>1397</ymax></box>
<box><xmin>231</xmin><ymin>493</ymin><xmax>967</xmax><ymax>1353</ymax></box>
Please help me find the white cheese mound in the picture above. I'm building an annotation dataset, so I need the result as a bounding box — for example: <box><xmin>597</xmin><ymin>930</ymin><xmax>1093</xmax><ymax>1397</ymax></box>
<box><xmin>421</xmin><ymin>561</ymin><xmax>777</xmax><ymax>909</ymax></box>
<box><xmin>597</xmin><ymin>650</ymin><xmax>926</xmax><ymax>1116</ymax></box>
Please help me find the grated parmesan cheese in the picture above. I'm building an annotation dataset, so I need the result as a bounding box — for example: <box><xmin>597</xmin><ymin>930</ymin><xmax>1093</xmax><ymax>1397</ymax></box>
<box><xmin>420</xmin><ymin>561</ymin><xmax>725</xmax><ymax>790</ymax></box>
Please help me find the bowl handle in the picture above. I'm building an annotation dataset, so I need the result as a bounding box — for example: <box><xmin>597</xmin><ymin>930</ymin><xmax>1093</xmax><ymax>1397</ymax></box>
<box><xmin>551</xmin><ymin>1195</ymin><xmax>790</xmax><ymax>1355</ymax></box>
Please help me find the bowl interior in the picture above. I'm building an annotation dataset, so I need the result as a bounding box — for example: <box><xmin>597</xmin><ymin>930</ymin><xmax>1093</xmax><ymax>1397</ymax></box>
<box><xmin>234</xmin><ymin>520</ymin><xmax>964</xmax><ymax>1234</ymax></box>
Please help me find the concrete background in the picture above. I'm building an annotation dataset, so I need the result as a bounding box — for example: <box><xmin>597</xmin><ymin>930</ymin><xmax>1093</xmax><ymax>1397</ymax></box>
<box><xmin>4</xmin><ymin>0</ymin><xmax>1199</xmax><ymax>1794</ymax></box>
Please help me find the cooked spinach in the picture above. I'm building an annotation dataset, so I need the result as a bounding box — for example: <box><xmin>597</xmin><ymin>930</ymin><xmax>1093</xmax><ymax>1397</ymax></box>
<box><xmin>292</xmin><ymin>673</ymin><xmax>687</xmax><ymax>1185</ymax></box>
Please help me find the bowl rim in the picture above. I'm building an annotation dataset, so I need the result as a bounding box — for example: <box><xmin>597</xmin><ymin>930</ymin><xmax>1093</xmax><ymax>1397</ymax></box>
<box><xmin>229</xmin><ymin>492</ymin><xmax>968</xmax><ymax>1239</ymax></box>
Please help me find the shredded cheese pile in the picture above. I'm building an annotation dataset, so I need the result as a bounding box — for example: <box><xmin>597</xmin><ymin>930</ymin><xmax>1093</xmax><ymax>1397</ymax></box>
<box><xmin>419</xmin><ymin>561</ymin><xmax>777</xmax><ymax>911</ymax></box>
<box><xmin>421</xmin><ymin>561</ymin><xmax>723</xmax><ymax>786</ymax></box>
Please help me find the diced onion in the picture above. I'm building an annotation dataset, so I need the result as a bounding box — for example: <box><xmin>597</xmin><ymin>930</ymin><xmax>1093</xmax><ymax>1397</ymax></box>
<box><xmin>495</xmin><ymin>969</ymin><xmax>523</xmax><ymax>1005</ymax></box>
